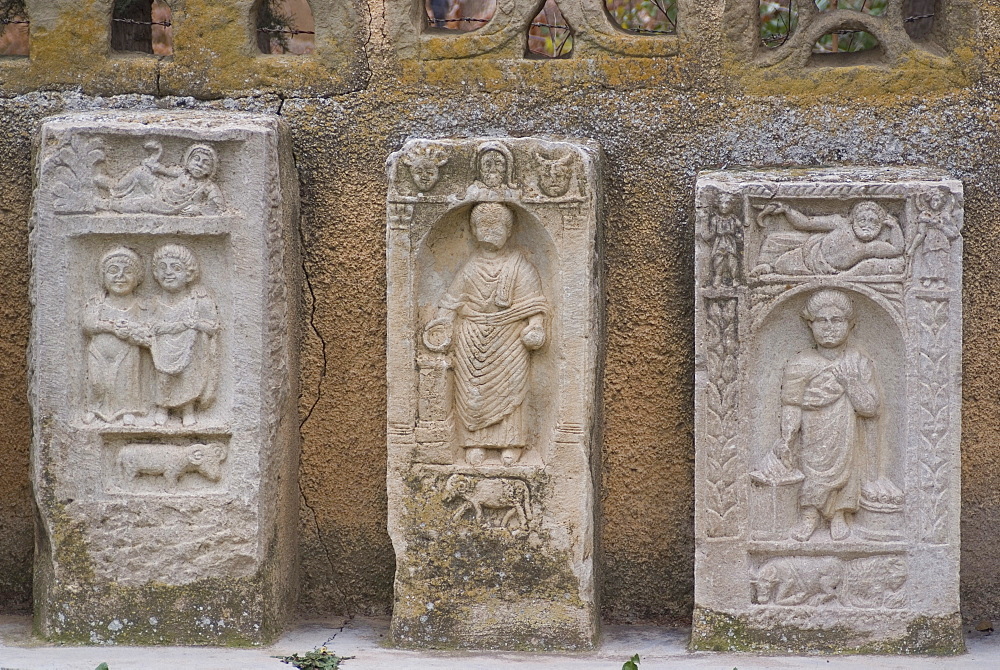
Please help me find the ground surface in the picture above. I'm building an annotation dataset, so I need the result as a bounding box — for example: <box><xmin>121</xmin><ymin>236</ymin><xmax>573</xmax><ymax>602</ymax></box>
<box><xmin>1</xmin><ymin>616</ymin><xmax>998</xmax><ymax>669</ymax></box>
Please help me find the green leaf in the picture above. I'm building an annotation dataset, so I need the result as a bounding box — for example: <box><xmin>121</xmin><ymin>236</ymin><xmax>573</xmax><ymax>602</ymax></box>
<box><xmin>622</xmin><ymin>654</ymin><xmax>640</xmax><ymax>670</ymax></box>
<box><xmin>95</xmin><ymin>664</ymin><xmax>110</xmax><ymax>670</ymax></box>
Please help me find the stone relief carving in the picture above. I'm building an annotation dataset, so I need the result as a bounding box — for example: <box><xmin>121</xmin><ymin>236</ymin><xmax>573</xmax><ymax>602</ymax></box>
<box><xmin>444</xmin><ymin>474</ymin><xmax>533</xmax><ymax>533</ymax></box>
<box><xmin>751</xmin><ymin>290</ymin><xmax>901</xmax><ymax>542</ymax></box>
<box><xmin>752</xmin><ymin>555</ymin><xmax>906</xmax><ymax>609</ymax></box>
<box><xmin>82</xmin><ymin>244</ymin><xmax>221</xmax><ymax>428</ymax></box>
<box><xmin>698</xmin><ymin>186</ymin><xmax>744</xmax><ymax>288</ymax></box>
<box><xmin>117</xmin><ymin>441</ymin><xmax>227</xmax><ymax>490</ymax></box>
<box><xmin>387</xmin><ymin>137</ymin><xmax>601</xmax><ymax>649</ymax></box>
<box><xmin>83</xmin><ymin>247</ymin><xmax>151</xmax><ymax>426</ymax></box>
<box><xmin>751</xmin><ymin>200</ymin><xmax>904</xmax><ymax>278</ymax></box>
<box><xmin>44</xmin><ymin>133</ymin><xmax>109</xmax><ymax>214</ymax></box>
<box><xmin>422</xmin><ymin>202</ymin><xmax>548</xmax><ymax>467</ymax></box>
<box><xmin>401</xmin><ymin>143</ymin><xmax>450</xmax><ymax>194</ymax></box>
<box><xmin>694</xmin><ymin>169</ymin><xmax>962</xmax><ymax>652</ymax></box>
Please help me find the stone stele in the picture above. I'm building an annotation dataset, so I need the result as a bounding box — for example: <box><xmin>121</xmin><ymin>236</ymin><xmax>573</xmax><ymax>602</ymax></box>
<box><xmin>29</xmin><ymin>112</ymin><xmax>300</xmax><ymax>645</ymax></box>
<box><xmin>385</xmin><ymin>137</ymin><xmax>603</xmax><ymax>650</ymax></box>
<box><xmin>693</xmin><ymin>168</ymin><xmax>963</xmax><ymax>653</ymax></box>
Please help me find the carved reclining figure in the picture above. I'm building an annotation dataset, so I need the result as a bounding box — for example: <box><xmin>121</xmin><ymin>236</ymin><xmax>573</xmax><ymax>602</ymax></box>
<box><xmin>118</xmin><ymin>442</ymin><xmax>227</xmax><ymax>489</ymax></box>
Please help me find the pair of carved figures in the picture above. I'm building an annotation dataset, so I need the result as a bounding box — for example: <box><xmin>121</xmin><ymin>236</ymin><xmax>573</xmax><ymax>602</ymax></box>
<box><xmin>84</xmin><ymin>244</ymin><xmax>220</xmax><ymax>427</ymax></box>
<box><xmin>95</xmin><ymin>141</ymin><xmax>225</xmax><ymax>216</ymax></box>
<box><xmin>423</xmin><ymin>201</ymin><xmax>547</xmax><ymax>467</ymax></box>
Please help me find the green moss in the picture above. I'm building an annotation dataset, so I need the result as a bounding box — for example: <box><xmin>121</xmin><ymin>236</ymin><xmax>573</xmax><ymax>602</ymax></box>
<box><xmin>692</xmin><ymin>607</ymin><xmax>965</xmax><ymax>655</ymax></box>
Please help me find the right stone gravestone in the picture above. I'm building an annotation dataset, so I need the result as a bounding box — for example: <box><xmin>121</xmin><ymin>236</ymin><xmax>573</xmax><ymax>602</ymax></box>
<box><xmin>693</xmin><ymin>168</ymin><xmax>964</xmax><ymax>653</ymax></box>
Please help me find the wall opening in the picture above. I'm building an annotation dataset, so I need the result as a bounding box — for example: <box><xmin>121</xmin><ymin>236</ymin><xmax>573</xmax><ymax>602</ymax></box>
<box><xmin>760</xmin><ymin>0</ymin><xmax>797</xmax><ymax>48</ymax></box>
<box><xmin>605</xmin><ymin>0</ymin><xmax>676</xmax><ymax>35</ymax></box>
<box><xmin>255</xmin><ymin>0</ymin><xmax>316</xmax><ymax>54</ymax></box>
<box><xmin>424</xmin><ymin>0</ymin><xmax>497</xmax><ymax>32</ymax></box>
<box><xmin>111</xmin><ymin>0</ymin><xmax>173</xmax><ymax>55</ymax></box>
<box><xmin>0</xmin><ymin>0</ymin><xmax>28</xmax><ymax>57</ymax></box>
<box><xmin>526</xmin><ymin>0</ymin><xmax>573</xmax><ymax>58</ymax></box>
<box><xmin>813</xmin><ymin>0</ymin><xmax>886</xmax><ymax>15</ymax></box>
<box><xmin>903</xmin><ymin>0</ymin><xmax>935</xmax><ymax>40</ymax></box>
<box><xmin>812</xmin><ymin>29</ymin><xmax>879</xmax><ymax>54</ymax></box>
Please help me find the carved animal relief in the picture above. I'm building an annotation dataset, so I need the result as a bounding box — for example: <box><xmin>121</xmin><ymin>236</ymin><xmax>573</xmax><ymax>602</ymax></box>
<box><xmin>386</xmin><ymin>137</ymin><xmax>602</xmax><ymax>650</ymax></box>
<box><xmin>694</xmin><ymin>169</ymin><xmax>963</xmax><ymax>654</ymax></box>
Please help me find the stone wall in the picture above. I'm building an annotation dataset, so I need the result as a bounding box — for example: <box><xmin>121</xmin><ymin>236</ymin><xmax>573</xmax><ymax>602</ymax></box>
<box><xmin>1</xmin><ymin>0</ymin><xmax>999</xmax><ymax>627</ymax></box>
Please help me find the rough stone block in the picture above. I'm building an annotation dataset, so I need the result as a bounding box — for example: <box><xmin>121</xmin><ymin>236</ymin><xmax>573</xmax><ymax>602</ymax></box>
<box><xmin>386</xmin><ymin>137</ymin><xmax>603</xmax><ymax>650</ymax></box>
<box><xmin>693</xmin><ymin>168</ymin><xmax>963</xmax><ymax>653</ymax></box>
<box><xmin>29</xmin><ymin>112</ymin><xmax>300</xmax><ymax>644</ymax></box>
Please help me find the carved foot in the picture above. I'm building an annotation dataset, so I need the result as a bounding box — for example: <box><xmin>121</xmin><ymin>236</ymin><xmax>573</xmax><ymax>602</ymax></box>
<box><xmin>830</xmin><ymin>512</ymin><xmax>850</xmax><ymax>541</ymax></box>
<box><xmin>465</xmin><ymin>448</ymin><xmax>486</xmax><ymax>466</ymax></box>
<box><xmin>181</xmin><ymin>407</ymin><xmax>197</xmax><ymax>427</ymax></box>
<box><xmin>83</xmin><ymin>411</ymin><xmax>96</xmax><ymax>425</ymax></box>
<box><xmin>153</xmin><ymin>408</ymin><xmax>168</xmax><ymax>426</ymax></box>
<box><xmin>123</xmin><ymin>413</ymin><xmax>135</xmax><ymax>426</ymax></box>
<box><xmin>500</xmin><ymin>448</ymin><xmax>522</xmax><ymax>466</ymax></box>
<box><xmin>791</xmin><ymin>509</ymin><xmax>820</xmax><ymax>542</ymax></box>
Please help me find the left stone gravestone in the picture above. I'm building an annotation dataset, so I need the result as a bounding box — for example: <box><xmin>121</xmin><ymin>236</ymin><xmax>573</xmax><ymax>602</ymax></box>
<box><xmin>30</xmin><ymin>112</ymin><xmax>300</xmax><ymax>644</ymax></box>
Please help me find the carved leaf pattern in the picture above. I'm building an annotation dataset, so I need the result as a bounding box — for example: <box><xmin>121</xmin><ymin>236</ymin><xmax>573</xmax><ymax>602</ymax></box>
<box><xmin>916</xmin><ymin>296</ymin><xmax>950</xmax><ymax>544</ymax></box>
<box><xmin>43</xmin><ymin>134</ymin><xmax>106</xmax><ymax>214</ymax></box>
<box><xmin>703</xmin><ymin>296</ymin><xmax>741</xmax><ymax>537</ymax></box>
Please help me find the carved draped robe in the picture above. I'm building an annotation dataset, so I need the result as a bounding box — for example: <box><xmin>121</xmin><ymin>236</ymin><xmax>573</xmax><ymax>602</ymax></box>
<box><xmin>442</xmin><ymin>248</ymin><xmax>547</xmax><ymax>449</ymax></box>
<box><xmin>781</xmin><ymin>348</ymin><xmax>880</xmax><ymax>519</ymax></box>
<box><xmin>83</xmin><ymin>297</ymin><xmax>148</xmax><ymax>422</ymax></box>
<box><xmin>150</xmin><ymin>290</ymin><xmax>220</xmax><ymax>410</ymax></box>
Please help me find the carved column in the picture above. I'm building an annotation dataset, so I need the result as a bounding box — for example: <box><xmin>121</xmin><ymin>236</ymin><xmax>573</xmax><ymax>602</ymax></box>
<box><xmin>30</xmin><ymin>112</ymin><xmax>300</xmax><ymax>644</ymax></box>
<box><xmin>693</xmin><ymin>169</ymin><xmax>963</xmax><ymax>653</ymax></box>
<box><xmin>385</xmin><ymin>137</ymin><xmax>603</xmax><ymax>650</ymax></box>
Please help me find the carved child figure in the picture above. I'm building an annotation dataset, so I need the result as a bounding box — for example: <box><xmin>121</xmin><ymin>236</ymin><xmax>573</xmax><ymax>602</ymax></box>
<box><xmin>774</xmin><ymin>290</ymin><xmax>882</xmax><ymax>542</ymax></box>
<box><xmin>423</xmin><ymin>203</ymin><xmax>547</xmax><ymax>466</ymax></box>
<box><xmin>83</xmin><ymin>247</ymin><xmax>151</xmax><ymax>425</ymax></box>
<box><xmin>700</xmin><ymin>188</ymin><xmax>742</xmax><ymax>287</ymax></box>
<box><xmin>907</xmin><ymin>186</ymin><xmax>961</xmax><ymax>288</ymax></box>
<box><xmin>149</xmin><ymin>244</ymin><xmax>221</xmax><ymax>427</ymax></box>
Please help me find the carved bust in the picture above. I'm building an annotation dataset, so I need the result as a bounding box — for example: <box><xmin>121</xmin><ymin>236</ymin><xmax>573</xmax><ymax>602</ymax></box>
<box><xmin>423</xmin><ymin>202</ymin><xmax>547</xmax><ymax>466</ymax></box>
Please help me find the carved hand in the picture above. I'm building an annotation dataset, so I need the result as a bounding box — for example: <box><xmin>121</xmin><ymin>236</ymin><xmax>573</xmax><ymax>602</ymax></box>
<box><xmin>521</xmin><ymin>323</ymin><xmax>545</xmax><ymax>350</ymax></box>
<box><xmin>772</xmin><ymin>437</ymin><xmax>792</xmax><ymax>467</ymax></box>
<box><xmin>155</xmin><ymin>321</ymin><xmax>189</xmax><ymax>335</ymax></box>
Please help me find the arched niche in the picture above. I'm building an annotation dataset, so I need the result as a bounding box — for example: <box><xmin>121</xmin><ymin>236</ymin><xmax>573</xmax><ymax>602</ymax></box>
<box><xmin>415</xmin><ymin>201</ymin><xmax>560</xmax><ymax>467</ymax></box>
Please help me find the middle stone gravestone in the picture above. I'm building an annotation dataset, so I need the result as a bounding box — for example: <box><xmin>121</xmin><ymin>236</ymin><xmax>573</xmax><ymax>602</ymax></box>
<box><xmin>385</xmin><ymin>137</ymin><xmax>603</xmax><ymax>649</ymax></box>
<box><xmin>692</xmin><ymin>168</ymin><xmax>964</xmax><ymax>653</ymax></box>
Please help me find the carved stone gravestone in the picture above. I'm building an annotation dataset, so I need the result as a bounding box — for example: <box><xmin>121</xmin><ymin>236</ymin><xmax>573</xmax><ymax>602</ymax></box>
<box><xmin>386</xmin><ymin>138</ymin><xmax>603</xmax><ymax>650</ymax></box>
<box><xmin>693</xmin><ymin>168</ymin><xmax>963</xmax><ymax>653</ymax></box>
<box><xmin>30</xmin><ymin>112</ymin><xmax>300</xmax><ymax>644</ymax></box>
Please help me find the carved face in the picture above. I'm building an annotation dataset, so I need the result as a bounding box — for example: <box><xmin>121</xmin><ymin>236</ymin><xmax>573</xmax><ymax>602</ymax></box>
<box><xmin>807</xmin><ymin>305</ymin><xmax>852</xmax><ymax>349</ymax></box>
<box><xmin>538</xmin><ymin>160</ymin><xmax>572</xmax><ymax>197</ymax></box>
<box><xmin>852</xmin><ymin>206</ymin><xmax>883</xmax><ymax>242</ymax></box>
<box><xmin>471</xmin><ymin>206</ymin><xmax>513</xmax><ymax>251</ymax></box>
<box><xmin>478</xmin><ymin>151</ymin><xmax>507</xmax><ymax>189</ymax></box>
<box><xmin>154</xmin><ymin>256</ymin><xmax>194</xmax><ymax>292</ymax></box>
<box><xmin>928</xmin><ymin>192</ymin><xmax>944</xmax><ymax>211</ymax></box>
<box><xmin>717</xmin><ymin>193</ymin><xmax>737</xmax><ymax>216</ymax></box>
<box><xmin>408</xmin><ymin>160</ymin><xmax>441</xmax><ymax>192</ymax></box>
<box><xmin>103</xmin><ymin>257</ymin><xmax>140</xmax><ymax>296</ymax></box>
<box><xmin>186</xmin><ymin>150</ymin><xmax>215</xmax><ymax>179</ymax></box>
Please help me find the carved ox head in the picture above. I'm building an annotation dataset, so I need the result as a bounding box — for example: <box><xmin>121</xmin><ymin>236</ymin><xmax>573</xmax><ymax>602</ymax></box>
<box><xmin>534</xmin><ymin>150</ymin><xmax>575</xmax><ymax>197</ymax></box>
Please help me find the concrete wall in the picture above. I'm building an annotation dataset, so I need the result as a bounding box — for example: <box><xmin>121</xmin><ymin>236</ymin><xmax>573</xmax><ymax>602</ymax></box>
<box><xmin>1</xmin><ymin>0</ymin><xmax>999</xmax><ymax>625</ymax></box>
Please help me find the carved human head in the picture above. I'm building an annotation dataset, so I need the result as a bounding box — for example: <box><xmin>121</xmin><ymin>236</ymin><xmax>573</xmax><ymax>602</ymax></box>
<box><xmin>474</xmin><ymin>142</ymin><xmax>514</xmax><ymax>189</ymax></box>
<box><xmin>153</xmin><ymin>244</ymin><xmax>199</xmax><ymax>292</ymax></box>
<box><xmin>184</xmin><ymin>144</ymin><xmax>218</xmax><ymax>180</ymax></box>
<box><xmin>801</xmin><ymin>289</ymin><xmax>855</xmax><ymax>349</ymax></box>
<box><xmin>470</xmin><ymin>202</ymin><xmax>514</xmax><ymax>251</ymax></box>
<box><xmin>535</xmin><ymin>150</ymin><xmax>574</xmax><ymax>197</ymax></box>
<box><xmin>716</xmin><ymin>191</ymin><xmax>738</xmax><ymax>216</ymax></box>
<box><xmin>927</xmin><ymin>187</ymin><xmax>949</xmax><ymax>211</ymax></box>
<box><xmin>401</xmin><ymin>145</ymin><xmax>449</xmax><ymax>193</ymax></box>
<box><xmin>100</xmin><ymin>246</ymin><xmax>143</xmax><ymax>297</ymax></box>
<box><xmin>850</xmin><ymin>201</ymin><xmax>890</xmax><ymax>242</ymax></box>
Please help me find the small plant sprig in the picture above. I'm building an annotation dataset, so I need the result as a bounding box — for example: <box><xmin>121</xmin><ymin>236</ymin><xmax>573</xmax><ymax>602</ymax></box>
<box><xmin>274</xmin><ymin>646</ymin><xmax>353</xmax><ymax>670</ymax></box>
<box><xmin>622</xmin><ymin>653</ymin><xmax>640</xmax><ymax>670</ymax></box>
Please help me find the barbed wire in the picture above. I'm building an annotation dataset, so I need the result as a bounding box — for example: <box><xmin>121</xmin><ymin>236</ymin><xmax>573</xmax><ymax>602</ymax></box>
<box><xmin>761</xmin><ymin>12</ymin><xmax>935</xmax><ymax>46</ymax></box>
<box><xmin>112</xmin><ymin>18</ymin><xmax>172</xmax><ymax>27</ymax></box>
<box><xmin>257</xmin><ymin>27</ymin><xmax>316</xmax><ymax>35</ymax></box>
<box><xmin>428</xmin><ymin>15</ymin><xmax>673</xmax><ymax>33</ymax></box>
<box><xmin>0</xmin><ymin>19</ymin><xmax>29</xmax><ymax>25</ymax></box>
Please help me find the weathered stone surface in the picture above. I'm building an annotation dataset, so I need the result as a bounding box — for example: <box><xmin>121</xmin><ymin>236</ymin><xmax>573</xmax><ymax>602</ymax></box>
<box><xmin>693</xmin><ymin>168</ymin><xmax>963</xmax><ymax>653</ymax></box>
<box><xmin>29</xmin><ymin>111</ymin><xmax>300</xmax><ymax>644</ymax></box>
<box><xmin>386</xmin><ymin>137</ymin><xmax>603</xmax><ymax>650</ymax></box>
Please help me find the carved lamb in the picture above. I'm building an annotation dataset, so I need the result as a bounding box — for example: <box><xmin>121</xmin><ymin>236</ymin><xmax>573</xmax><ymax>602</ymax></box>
<box><xmin>118</xmin><ymin>442</ymin><xmax>227</xmax><ymax>489</ymax></box>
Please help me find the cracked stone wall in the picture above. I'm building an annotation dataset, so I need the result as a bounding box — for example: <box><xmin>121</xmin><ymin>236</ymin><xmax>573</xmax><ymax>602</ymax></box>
<box><xmin>1</xmin><ymin>0</ymin><xmax>1000</xmax><ymax>627</ymax></box>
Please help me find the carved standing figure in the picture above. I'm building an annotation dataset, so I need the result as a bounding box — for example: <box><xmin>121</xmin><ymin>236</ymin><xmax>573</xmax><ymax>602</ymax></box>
<box><xmin>773</xmin><ymin>290</ymin><xmax>882</xmax><ymax>542</ymax></box>
<box><xmin>907</xmin><ymin>187</ymin><xmax>960</xmax><ymax>288</ymax></box>
<box><xmin>700</xmin><ymin>188</ymin><xmax>742</xmax><ymax>287</ymax></box>
<box><xmin>423</xmin><ymin>202</ymin><xmax>547</xmax><ymax>466</ymax></box>
<box><xmin>753</xmin><ymin>200</ymin><xmax>904</xmax><ymax>276</ymax></box>
<box><xmin>149</xmin><ymin>244</ymin><xmax>221</xmax><ymax>427</ymax></box>
<box><xmin>82</xmin><ymin>247</ymin><xmax>151</xmax><ymax>425</ymax></box>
